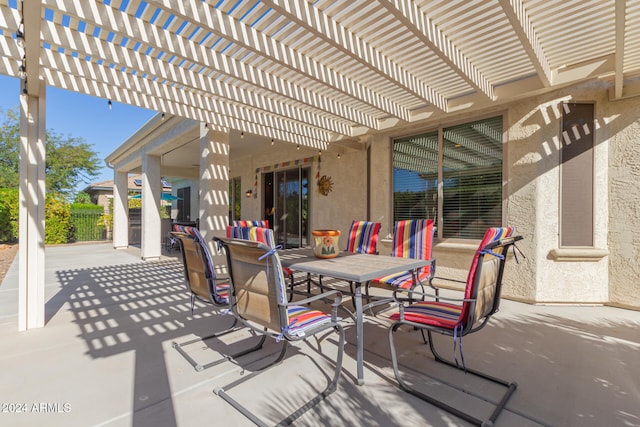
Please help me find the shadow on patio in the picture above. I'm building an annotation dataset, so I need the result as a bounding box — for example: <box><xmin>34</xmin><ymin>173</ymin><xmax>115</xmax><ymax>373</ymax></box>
<box><xmin>0</xmin><ymin>244</ymin><xmax>638</xmax><ymax>426</ymax></box>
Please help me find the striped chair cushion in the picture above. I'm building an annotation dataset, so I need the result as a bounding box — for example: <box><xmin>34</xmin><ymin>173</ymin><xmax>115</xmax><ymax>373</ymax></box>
<box><xmin>215</xmin><ymin>284</ymin><xmax>230</xmax><ymax>304</ymax></box>
<box><xmin>372</xmin><ymin>268</ymin><xmax>432</xmax><ymax>290</ymax></box>
<box><xmin>345</xmin><ymin>221</ymin><xmax>381</xmax><ymax>254</ymax></box>
<box><xmin>226</xmin><ymin>225</ymin><xmax>294</xmax><ymax>278</ymax></box>
<box><xmin>390</xmin><ymin>226</ymin><xmax>515</xmax><ymax>329</ymax></box>
<box><xmin>175</xmin><ymin>224</ymin><xmax>228</xmax><ymax>304</ymax></box>
<box><xmin>389</xmin><ymin>301</ymin><xmax>462</xmax><ymax>329</ymax></box>
<box><xmin>371</xmin><ymin>219</ymin><xmax>434</xmax><ymax>289</ymax></box>
<box><xmin>173</xmin><ymin>224</ymin><xmax>199</xmax><ymax>239</ymax></box>
<box><xmin>233</xmin><ymin>220</ymin><xmax>269</xmax><ymax>228</ymax></box>
<box><xmin>460</xmin><ymin>226</ymin><xmax>513</xmax><ymax>321</ymax></box>
<box><xmin>285</xmin><ymin>305</ymin><xmax>334</xmax><ymax>339</ymax></box>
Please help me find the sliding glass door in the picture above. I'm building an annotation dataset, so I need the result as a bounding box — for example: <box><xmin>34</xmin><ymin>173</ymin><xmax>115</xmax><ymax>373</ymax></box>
<box><xmin>263</xmin><ymin>167</ymin><xmax>309</xmax><ymax>248</ymax></box>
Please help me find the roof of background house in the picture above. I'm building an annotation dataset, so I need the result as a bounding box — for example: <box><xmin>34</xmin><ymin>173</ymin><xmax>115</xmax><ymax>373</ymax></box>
<box><xmin>83</xmin><ymin>174</ymin><xmax>172</xmax><ymax>193</ymax></box>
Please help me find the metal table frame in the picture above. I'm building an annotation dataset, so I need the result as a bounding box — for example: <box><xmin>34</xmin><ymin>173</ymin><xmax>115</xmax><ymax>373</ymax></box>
<box><xmin>279</xmin><ymin>248</ymin><xmax>430</xmax><ymax>385</ymax></box>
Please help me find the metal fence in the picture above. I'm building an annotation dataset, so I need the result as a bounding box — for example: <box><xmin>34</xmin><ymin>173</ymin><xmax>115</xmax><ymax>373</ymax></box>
<box><xmin>71</xmin><ymin>209</ymin><xmax>106</xmax><ymax>241</ymax></box>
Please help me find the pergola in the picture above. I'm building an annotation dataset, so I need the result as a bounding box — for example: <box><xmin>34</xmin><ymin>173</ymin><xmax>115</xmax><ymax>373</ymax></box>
<box><xmin>1</xmin><ymin>0</ymin><xmax>640</xmax><ymax>330</ymax></box>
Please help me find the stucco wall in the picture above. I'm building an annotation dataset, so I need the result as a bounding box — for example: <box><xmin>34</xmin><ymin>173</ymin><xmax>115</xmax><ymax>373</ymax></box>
<box><xmin>224</xmin><ymin>80</ymin><xmax>640</xmax><ymax>310</ymax></box>
<box><xmin>367</xmin><ymin>80</ymin><xmax>640</xmax><ymax>308</ymax></box>
<box><xmin>230</xmin><ymin>142</ymin><xmax>369</xmax><ymax>244</ymax></box>
<box><xmin>506</xmin><ymin>82</ymin><xmax>610</xmax><ymax>303</ymax></box>
<box><xmin>607</xmin><ymin>93</ymin><xmax>640</xmax><ymax>309</ymax></box>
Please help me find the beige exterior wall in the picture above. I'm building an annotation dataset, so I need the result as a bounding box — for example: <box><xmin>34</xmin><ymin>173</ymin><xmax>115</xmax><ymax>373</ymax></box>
<box><xmin>219</xmin><ymin>80</ymin><xmax>640</xmax><ymax>310</ymax></box>
<box><xmin>606</xmin><ymin>90</ymin><xmax>640</xmax><ymax>309</ymax></box>
<box><xmin>229</xmin><ymin>142</ymin><xmax>369</xmax><ymax>242</ymax></box>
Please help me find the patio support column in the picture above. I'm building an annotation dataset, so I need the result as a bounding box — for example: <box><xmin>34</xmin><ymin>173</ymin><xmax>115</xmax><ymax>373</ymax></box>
<box><xmin>112</xmin><ymin>170</ymin><xmax>129</xmax><ymax>249</ymax></box>
<box><xmin>141</xmin><ymin>152</ymin><xmax>162</xmax><ymax>260</ymax></box>
<box><xmin>18</xmin><ymin>79</ymin><xmax>46</xmax><ymax>331</ymax></box>
<box><xmin>199</xmin><ymin>124</ymin><xmax>229</xmax><ymax>265</ymax></box>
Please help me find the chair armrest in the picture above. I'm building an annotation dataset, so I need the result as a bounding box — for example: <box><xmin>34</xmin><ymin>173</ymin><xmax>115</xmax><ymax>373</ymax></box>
<box><xmin>428</xmin><ymin>275</ymin><xmax>466</xmax><ymax>291</ymax></box>
<box><xmin>283</xmin><ymin>289</ymin><xmax>343</xmax><ymax>307</ymax></box>
<box><xmin>391</xmin><ymin>288</ymin><xmax>472</xmax><ymax>305</ymax></box>
<box><xmin>283</xmin><ymin>290</ymin><xmax>343</xmax><ymax>322</ymax></box>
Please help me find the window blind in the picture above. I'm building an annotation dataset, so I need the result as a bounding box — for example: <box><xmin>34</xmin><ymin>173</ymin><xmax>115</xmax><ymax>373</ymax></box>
<box><xmin>393</xmin><ymin>116</ymin><xmax>503</xmax><ymax>239</ymax></box>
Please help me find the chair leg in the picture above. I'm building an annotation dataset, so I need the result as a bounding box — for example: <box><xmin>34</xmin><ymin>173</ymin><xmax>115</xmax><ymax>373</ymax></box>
<box><xmin>172</xmin><ymin>318</ymin><xmax>267</xmax><ymax>372</ymax></box>
<box><xmin>389</xmin><ymin>323</ymin><xmax>517</xmax><ymax>426</ymax></box>
<box><xmin>215</xmin><ymin>324</ymin><xmax>344</xmax><ymax>426</ymax></box>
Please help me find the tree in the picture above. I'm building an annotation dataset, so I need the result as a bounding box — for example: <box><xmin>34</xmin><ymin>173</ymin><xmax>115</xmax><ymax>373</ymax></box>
<box><xmin>73</xmin><ymin>191</ymin><xmax>92</xmax><ymax>204</ymax></box>
<box><xmin>0</xmin><ymin>107</ymin><xmax>101</xmax><ymax>196</ymax></box>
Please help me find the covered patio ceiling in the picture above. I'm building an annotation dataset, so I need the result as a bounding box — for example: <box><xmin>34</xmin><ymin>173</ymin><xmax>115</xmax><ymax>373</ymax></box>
<box><xmin>2</xmin><ymin>0</ymin><xmax>640</xmax><ymax>151</ymax></box>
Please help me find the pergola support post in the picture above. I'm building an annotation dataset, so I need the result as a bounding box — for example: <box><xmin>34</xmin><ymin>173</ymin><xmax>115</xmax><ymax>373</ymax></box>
<box><xmin>18</xmin><ymin>79</ymin><xmax>46</xmax><ymax>331</ymax></box>
<box><xmin>199</xmin><ymin>124</ymin><xmax>229</xmax><ymax>266</ymax></box>
<box><xmin>141</xmin><ymin>152</ymin><xmax>162</xmax><ymax>260</ymax></box>
<box><xmin>112</xmin><ymin>170</ymin><xmax>129</xmax><ymax>249</ymax></box>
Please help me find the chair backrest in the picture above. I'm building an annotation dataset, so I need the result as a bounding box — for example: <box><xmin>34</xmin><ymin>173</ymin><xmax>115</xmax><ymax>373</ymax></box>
<box><xmin>173</xmin><ymin>224</ymin><xmax>200</xmax><ymax>239</ymax></box>
<box><xmin>233</xmin><ymin>220</ymin><xmax>269</xmax><ymax>228</ymax></box>
<box><xmin>460</xmin><ymin>227</ymin><xmax>521</xmax><ymax>331</ymax></box>
<box><xmin>391</xmin><ymin>219</ymin><xmax>435</xmax><ymax>275</ymax></box>
<box><xmin>216</xmin><ymin>237</ymin><xmax>288</xmax><ymax>333</ymax></box>
<box><xmin>345</xmin><ymin>220</ymin><xmax>382</xmax><ymax>254</ymax></box>
<box><xmin>226</xmin><ymin>225</ymin><xmax>276</xmax><ymax>248</ymax></box>
<box><xmin>172</xmin><ymin>231</ymin><xmax>225</xmax><ymax>305</ymax></box>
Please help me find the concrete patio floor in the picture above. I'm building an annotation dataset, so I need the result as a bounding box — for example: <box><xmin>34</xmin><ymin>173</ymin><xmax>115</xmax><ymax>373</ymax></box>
<box><xmin>0</xmin><ymin>243</ymin><xmax>639</xmax><ymax>427</ymax></box>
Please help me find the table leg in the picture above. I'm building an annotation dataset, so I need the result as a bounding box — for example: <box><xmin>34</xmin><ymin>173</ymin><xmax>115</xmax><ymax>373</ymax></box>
<box><xmin>355</xmin><ymin>283</ymin><xmax>364</xmax><ymax>385</ymax></box>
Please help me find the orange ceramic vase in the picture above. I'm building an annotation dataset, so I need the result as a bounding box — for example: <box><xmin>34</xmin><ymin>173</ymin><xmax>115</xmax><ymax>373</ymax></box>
<box><xmin>311</xmin><ymin>230</ymin><xmax>341</xmax><ymax>258</ymax></box>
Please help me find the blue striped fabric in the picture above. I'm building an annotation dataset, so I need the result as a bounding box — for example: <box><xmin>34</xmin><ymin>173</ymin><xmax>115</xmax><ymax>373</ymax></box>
<box><xmin>285</xmin><ymin>305</ymin><xmax>333</xmax><ymax>339</ymax></box>
<box><xmin>372</xmin><ymin>219</ymin><xmax>434</xmax><ymax>289</ymax></box>
<box><xmin>346</xmin><ymin>221</ymin><xmax>381</xmax><ymax>254</ymax></box>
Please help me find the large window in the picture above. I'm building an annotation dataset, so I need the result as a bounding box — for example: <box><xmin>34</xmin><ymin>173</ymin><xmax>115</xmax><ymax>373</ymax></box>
<box><xmin>393</xmin><ymin>115</ymin><xmax>503</xmax><ymax>239</ymax></box>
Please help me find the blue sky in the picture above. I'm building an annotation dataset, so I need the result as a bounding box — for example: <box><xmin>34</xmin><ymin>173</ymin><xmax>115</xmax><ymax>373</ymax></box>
<box><xmin>0</xmin><ymin>74</ymin><xmax>155</xmax><ymax>193</ymax></box>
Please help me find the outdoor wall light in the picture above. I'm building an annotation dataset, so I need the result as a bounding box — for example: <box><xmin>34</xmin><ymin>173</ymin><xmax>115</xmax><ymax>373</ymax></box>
<box><xmin>18</xmin><ymin>64</ymin><xmax>26</xmax><ymax>80</ymax></box>
<box><xmin>241</xmin><ymin>131</ymin><xmax>244</xmax><ymax>138</ymax></box>
<box><xmin>15</xmin><ymin>27</ymin><xmax>25</xmax><ymax>48</ymax></box>
<box><xmin>245</xmin><ymin>189</ymin><xmax>253</xmax><ymax>198</ymax></box>
<box><xmin>108</xmin><ymin>99</ymin><xmax>113</xmax><ymax>110</ymax></box>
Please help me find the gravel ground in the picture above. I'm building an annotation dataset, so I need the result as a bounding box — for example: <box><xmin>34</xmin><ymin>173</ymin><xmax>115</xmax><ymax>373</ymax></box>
<box><xmin>0</xmin><ymin>243</ymin><xmax>18</xmax><ymax>284</ymax></box>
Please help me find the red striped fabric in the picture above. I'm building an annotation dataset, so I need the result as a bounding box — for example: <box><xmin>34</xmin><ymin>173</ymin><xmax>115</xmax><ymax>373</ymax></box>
<box><xmin>226</xmin><ymin>225</ymin><xmax>294</xmax><ymax>277</ymax></box>
<box><xmin>391</xmin><ymin>226</ymin><xmax>514</xmax><ymax>330</ymax></box>
<box><xmin>286</xmin><ymin>305</ymin><xmax>333</xmax><ymax>338</ymax></box>
<box><xmin>372</xmin><ymin>219</ymin><xmax>434</xmax><ymax>289</ymax></box>
<box><xmin>389</xmin><ymin>301</ymin><xmax>461</xmax><ymax>328</ymax></box>
<box><xmin>345</xmin><ymin>221</ymin><xmax>382</xmax><ymax>254</ymax></box>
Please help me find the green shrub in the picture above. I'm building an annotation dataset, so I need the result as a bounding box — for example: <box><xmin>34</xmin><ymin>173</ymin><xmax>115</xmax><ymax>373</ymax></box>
<box><xmin>0</xmin><ymin>188</ymin><xmax>19</xmax><ymax>242</ymax></box>
<box><xmin>45</xmin><ymin>194</ymin><xmax>72</xmax><ymax>244</ymax></box>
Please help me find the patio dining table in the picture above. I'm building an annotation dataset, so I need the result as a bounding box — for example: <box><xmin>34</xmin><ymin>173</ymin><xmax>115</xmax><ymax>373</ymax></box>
<box><xmin>279</xmin><ymin>248</ymin><xmax>431</xmax><ymax>385</ymax></box>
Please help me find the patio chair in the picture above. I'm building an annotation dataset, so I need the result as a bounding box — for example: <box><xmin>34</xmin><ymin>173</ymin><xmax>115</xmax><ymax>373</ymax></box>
<box><xmin>226</xmin><ymin>225</ymin><xmax>307</xmax><ymax>302</ymax></box>
<box><xmin>388</xmin><ymin>227</ymin><xmax>523</xmax><ymax>426</ymax></box>
<box><xmin>213</xmin><ymin>236</ymin><xmax>344</xmax><ymax>426</ymax></box>
<box><xmin>364</xmin><ymin>219</ymin><xmax>436</xmax><ymax>312</ymax></box>
<box><xmin>233</xmin><ymin>219</ymin><xmax>269</xmax><ymax>228</ymax></box>
<box><xmin>345</xmin><ymin>220</ymin><xmax>382</xmax><ymax>254</ymax></box>
<box><xmin>170</xmin><ymin>231</ymin><xmax>265</xmax><ymax>371</ymax></box>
